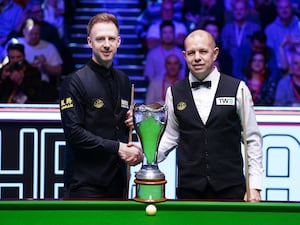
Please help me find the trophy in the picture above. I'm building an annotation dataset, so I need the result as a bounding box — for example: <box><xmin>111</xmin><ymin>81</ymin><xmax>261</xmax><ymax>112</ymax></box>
<box><xmin>133</xmin><ymin>103</ymin><xmax>167</xmax><ymax>203</ymax></box>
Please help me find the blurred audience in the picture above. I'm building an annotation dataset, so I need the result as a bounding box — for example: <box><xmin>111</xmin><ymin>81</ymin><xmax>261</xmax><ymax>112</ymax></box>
<box><xmin>25</xmin><ymin>0</ymin><xmax>74</xmax><ymax>74</ymax></box>
<box><xmin>145</xmin><ymin>54</ymin><xmax>182</xmax><ymax>105</ymax></box>
<box><xmin>9</xmin><ymin>18</ymin><xmax>63</xmax><ymax>96</ymax></box>
<box><xmin>265</xmin><ymin>0</ymin><xmax>300</xmax><ymax>70</ymax></box>
<box><xmin>0</xmin><ymin>0</ymin><xmax>27</xmax><ymax>60</ymax></box>
<box><xmin>274</xmin><ymin>52</ymin><xmax>300</xmax><ymax>106</ymax></box>
<box><xmin>253</xmin><ymin>0</ymin><xmax>277</xmax><ymax>29</ymax></box>
<box><xmin>1</xmin><ymin>43</ymin><xmax>26</xmax><ymax>83</ymax></box>
<box><xmin>224</xmin><ymin>0</ymin><xmax>260</xmax><ymax>24</ymax></box>
<box><xmin>143</xmin><ymin>20</ymin><xmax>186</xmax><ymax>82</ymax></box>
<box><xmin>0</xmin><ymin>43</ymin><xmax>58</xmax><ymax>103</ymax></box>
<box><xmin>233</xmin><ymin>30</ymin><xmax>279</xmax><ymax>80</ymax></box>
<box><xmin>279</xmin><ymin>34</ymin><xmax>300</xmax><ymax>75</ymax></box>
<box><xmin>203</xmin><ymin>20</ymin><xmax>233</xmax><ymax>75</ymax></box>
<box><xmin>244</xmin><ymin>51</ymin><xmax>279</xmax><ymax>106</ymax></box>
<box><xmin>183</xmin><ymin>0</ymin><xmax>225</xmax><ymax>32</ymax></box>
<box><xmin>136</xmin><ymin>0</ymin><xmax>183</xmax><ymax>45</ymax></box>
<box><xmin>221</xmin><ymin>0</ymin><xmax>261</xmax><ymax>74</ymax></box>
<box><xmin>42</xmin><ymin>0</ymin><xmax>65</xmax><ymax>39</ymax></box>
<box><xmin>145</xmin><ymin>0</ymin><xmax>187</xmax><ymax>50</ymax></box>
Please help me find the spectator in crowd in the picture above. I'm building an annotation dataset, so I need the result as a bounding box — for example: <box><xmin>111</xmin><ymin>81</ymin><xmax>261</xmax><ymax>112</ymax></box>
<box><xmin>143</xmin><ymin>20</ymin><xmax>186</xmax><ymax>82</ymax></box>
<box><xmin>183</xmin><ymin>0</ymin><xmax>225</xmax><ymax>32</ymax></box>
<box><xmin>145</xmin><ymin>1</ymin><xmax>187</xmax><ymax>50</ymax></box>
<box><xmin>278</xmin><ymin>34</ymin><xmax>300</xmax><ymax>75</ymax></box>
<box><xmin>0</xmin><ymin>43</ymin><xmax>58</xmax><ymax>103</ymax></box>
<box><xmin>253</xmin><ymin>0</ymin><xmax>277</xmax><ymax>29</ymax></box>
<box><xmin>26</xmin><ymin>0</ymin><xmax>62</xmax><ymax>49</ymax></box>
<box><xmin>136</xmin><ymin>0</ymin><xmax>183</xmax><ymax>46</ymax></box>
<box><xmin>145</xmin><ymin>54</ymin><xmax>182</xmax><ymax>105</ymax></box>
<box><xmin>0</xmin><ymin>0</ymin><xmax>27</xmax><ymax>60</ymax></box>
<box><xmin>224</xmin><ymin>0</ymin><xmax>260</xmax><ymax>25</ymax></box>
<box><xmin>42</xmin><ymin>0</ymin><xmax>65</xmax><ymax>39</ymax></box>
<box><xmin>26</xmin><ymin>0</ymin><xmax>74</xmax><ymax>75</ymax></box>
<box><xmin>244</xmin><ymin>52</ymin><xmax>279</xmax><ymax>106</ymax></box>
<box><xmin>203</xmin><ymin>20</ymin><xmax>232</xmax><ymax>75</ymax></box>
<box><xmin>1</xmin><ymin>43</ymin><xmax>25</xmax><ymax>82</ymax></box>
<box><xmin>13</xmin><ymin>18</ymin><xmax>63</xmax><ymax>97</ymax></box>
<box><xmin>233</xmin><ymin>30</ymin><xmax>279</xmax><ymax>80</ymax></box>
<box><xmin>221</xmin><ymin>0</ymin><xmax>261</xmax><ymax>74</ymax></box>
<box><xmin>274</xmin><ymin>52</ymin><xmax>300</xmax><ymax>106</ymax></box>
<box><xmin>265</xmin><ymin>0</ymin><xmax>300</xmax><ymax>68</ymax></box>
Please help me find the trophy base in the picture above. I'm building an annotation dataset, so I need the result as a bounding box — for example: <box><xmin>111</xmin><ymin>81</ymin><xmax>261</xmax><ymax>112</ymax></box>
<box><xmin>133</xmin><ymin>179</ymin><xmax>167</xmax><ymax>203</ymax></box>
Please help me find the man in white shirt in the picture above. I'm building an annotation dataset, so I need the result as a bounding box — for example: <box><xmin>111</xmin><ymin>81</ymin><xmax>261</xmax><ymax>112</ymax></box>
<box><xmin>158</xmin><ymin>29</ymin><xmax>263</xmax><ymax>202</ymax></box>
<box><xmin>17</xmin><ymin>18</ymin><xmax>63</xmax><ymax>83</ymax></box>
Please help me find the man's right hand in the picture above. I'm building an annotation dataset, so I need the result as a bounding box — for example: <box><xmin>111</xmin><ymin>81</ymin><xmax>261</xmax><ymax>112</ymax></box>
<box><xmin>118</xmin><ymin>142</ymin><xmax>143</xmax><ymax>166</ymax></box>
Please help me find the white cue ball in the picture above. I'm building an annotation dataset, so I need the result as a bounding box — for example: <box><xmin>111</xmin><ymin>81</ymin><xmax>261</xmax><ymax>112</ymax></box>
<box><xmin>145</xmin><ymin>204</ymin><xmax>157</xmax><ymax>216</ymax></box>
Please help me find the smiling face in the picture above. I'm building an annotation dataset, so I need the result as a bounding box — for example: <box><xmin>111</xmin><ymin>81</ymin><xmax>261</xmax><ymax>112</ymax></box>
<box><xmin>87</xmin><ymin>21</ymin><xmax>120</xmax><ymax>68</ymax></box>
<box><xmin>183</xmin><ymin>30</ymin><xmax>219</xmax><ymax>80</ymax></box>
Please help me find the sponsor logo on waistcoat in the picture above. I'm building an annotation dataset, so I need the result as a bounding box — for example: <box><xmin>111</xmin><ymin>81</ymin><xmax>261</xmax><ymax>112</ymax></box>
<box><xmin>177</xmin><ymin>101</ymin><xmax>187</xmax><ymax>111</ymax></box>
<box><xmin>216</xmin><ymin>97</ymin><xmax>235</xmax><ymax>105</ymax></box>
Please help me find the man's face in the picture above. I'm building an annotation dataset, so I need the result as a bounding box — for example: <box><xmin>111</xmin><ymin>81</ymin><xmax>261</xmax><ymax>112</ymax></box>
<box><xmin>24</xmin><ymin>25</ymin><xmax>40</xmax><ymax>46</ymax></box>
<box><xmin>161</xmin><ymin>25</ymin><xmax>175</xmax><ymax>45</ymax></box>
<box><xmin>161</xmin><ymin>3</ymin><xmax>173</xmax><ymax>20</ymax></box>
<box><xmin>29</xmin><ymin>5</ymin><xmax>44</xmax><ymax>21</ymax></box>
<box><xmin>232</xmin><ymin>1</ymin><xmax>247</xmax><ymax>21</ymax></box>
<box><xmin>8</xmin><ymin>49</ymin><xmax>25</xmax><ymax>63</ymax></box>
<box><xmin>277</xmin><ymin>0</ymin><xmax>293</xmax><ymax>20</ymax></box>
<box><xmin>251</xmin><ymin>40</ymin><xmax>266</xmax><ymax>53</ymax></box>
<box><xmin>183</xmin><ymin>31</ymin><xmax>219</xmax><ymax>80</ymax></box>
<box><xmin>87</xmin><ymin>22</ymin><xmax>120</xmax><ymax>67</ymax></box>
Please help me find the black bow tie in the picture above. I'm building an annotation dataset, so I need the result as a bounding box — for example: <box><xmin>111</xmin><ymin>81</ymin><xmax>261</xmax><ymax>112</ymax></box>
<box><xmin>191</xmin><ymin>80</ymin><xmax>211</xmax><ymax>89</ymax></box>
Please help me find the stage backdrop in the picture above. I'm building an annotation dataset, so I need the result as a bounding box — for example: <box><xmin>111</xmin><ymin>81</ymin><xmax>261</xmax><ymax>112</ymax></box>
<box><xmin>0</xmin><ymin>104</ymin><xmax>299</xmax><ymax>201</ymax></box>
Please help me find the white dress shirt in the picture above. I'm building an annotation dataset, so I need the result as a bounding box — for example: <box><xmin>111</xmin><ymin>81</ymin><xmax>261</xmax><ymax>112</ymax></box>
<box><xmin>158</xmin><ymin>67</ymin><xmax>263</xmax><ymax>190</ymax></box>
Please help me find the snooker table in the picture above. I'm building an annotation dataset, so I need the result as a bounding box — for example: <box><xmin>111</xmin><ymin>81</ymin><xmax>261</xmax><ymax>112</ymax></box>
<box><xmin>1</xmin><ymin>200</ymin><xmax>300</xmax><ymax>225</ymax></box>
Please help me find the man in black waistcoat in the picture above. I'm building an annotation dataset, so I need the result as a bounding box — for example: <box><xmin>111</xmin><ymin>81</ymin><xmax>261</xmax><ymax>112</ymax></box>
<box><xmin>158</xmin><ymin>29</ymin><xmax>263</xmax><ymax>202</ymax></box>
<box><xmin>59</xmin><ymin>13</ymin><xmax>143</xmax><ymax>199</ymax></box>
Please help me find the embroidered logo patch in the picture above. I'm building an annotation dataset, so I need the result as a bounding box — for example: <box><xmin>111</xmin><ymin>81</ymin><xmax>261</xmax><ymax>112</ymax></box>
<box><xmin>177</xmin><ymin>101</ymin><xmax>187</xmax><ymax>111</ymax></box>
<box><xmin>216</xmin><ymin>97</ymin><xmax>235</xmax><ymax>105</ymax></box>
<box><xmin>94</xmin><ymin>99</ymin><xmax>104</xmax><ymax>108</ymax></box>
<box><xmin>121</xmin><ymin>99</ymin><xmax>129</xmax><ymax>109</ymax></box>
<box><xmin>60</xmin><ymin>97</ymin><xmax>73</xmax><ymax>110</ymax></box>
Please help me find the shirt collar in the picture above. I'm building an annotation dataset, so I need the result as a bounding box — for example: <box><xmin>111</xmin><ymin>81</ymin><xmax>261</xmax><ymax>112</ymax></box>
<box><xmin>189</xmin><ymin>66</ymin><xmax>220</xmax><ymax>87</ymax></box>
<box><xmin>88</xmin><ymin>59</ymin><xmax>114</xmax><ymax>79</ymax></box>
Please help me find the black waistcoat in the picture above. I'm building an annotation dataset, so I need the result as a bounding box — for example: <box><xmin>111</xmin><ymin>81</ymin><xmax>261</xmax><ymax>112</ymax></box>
<box><xmin>171</xmin><ymin>74</ymin><xmax>244</xmax><ymax>192</ymax></box>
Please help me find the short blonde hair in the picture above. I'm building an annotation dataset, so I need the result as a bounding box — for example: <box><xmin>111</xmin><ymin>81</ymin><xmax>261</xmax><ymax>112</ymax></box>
<box><xmin>87</xmin><ymin>12</ymin><xmax>120</xmax><ymax>36</ymax></box>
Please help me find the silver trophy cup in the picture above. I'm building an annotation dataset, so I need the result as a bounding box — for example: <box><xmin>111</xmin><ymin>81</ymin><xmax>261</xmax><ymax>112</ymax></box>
<box><xmin>133</xmin><ymin>103</ymin><xmax>167</xmax><ymax>203</ymax></box>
